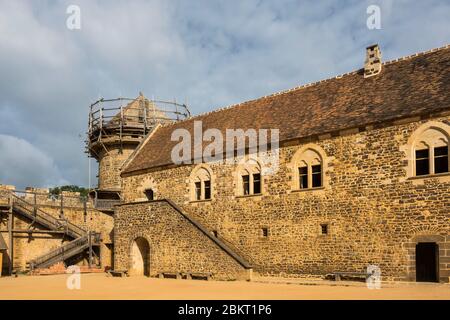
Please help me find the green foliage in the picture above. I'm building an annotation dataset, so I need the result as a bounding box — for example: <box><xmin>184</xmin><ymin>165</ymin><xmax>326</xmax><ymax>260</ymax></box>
<box><xmin>49</xmin><ymin>185</ymin><xmax>89</xmax><ymax>198</ymax></box>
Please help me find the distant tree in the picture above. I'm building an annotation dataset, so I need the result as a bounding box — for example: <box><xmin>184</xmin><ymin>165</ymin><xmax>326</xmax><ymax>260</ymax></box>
<box><xmin>49</xmin><ymin>185</ymin><xmax>89</xmax><ymax>198</ymax></box>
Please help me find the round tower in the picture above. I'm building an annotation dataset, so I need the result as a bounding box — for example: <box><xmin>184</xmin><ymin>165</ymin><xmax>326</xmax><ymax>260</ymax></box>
<box><xmin>86</xmin><ymin>93</ymin><xmax>190</xmax><ymax>205</ymax></box>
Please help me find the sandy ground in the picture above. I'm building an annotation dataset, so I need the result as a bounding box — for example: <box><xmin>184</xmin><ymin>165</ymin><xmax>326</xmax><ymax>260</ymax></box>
<box><xmin>0</xmin><ymin>274</ymin><xmax>449</xmax><ymax>300</ymax></box>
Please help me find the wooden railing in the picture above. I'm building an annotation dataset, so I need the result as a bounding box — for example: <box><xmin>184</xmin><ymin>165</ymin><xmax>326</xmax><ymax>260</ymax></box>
<box><xmin>28</xmin><ymin>232</ymin><xmax>101</xmax><ymax>270</ymax></box>
<box><xmin>12</xmin><ymin>194</ymin><xmax>86</xmax><ymax>238</ymax></box>
<box><xmin>94</xmin><ymin>199</ymin><xmax>122</xmax><ymax>211</ymax></box>
<box><xmin>28</xmin><ymin>235</ymin><xmax>88</xmax><ymax>269</ymax></box>
<box><xmin>88</xmin><ymin>97</ymin><xmax>190</xmax><ymax>135</ymax></box>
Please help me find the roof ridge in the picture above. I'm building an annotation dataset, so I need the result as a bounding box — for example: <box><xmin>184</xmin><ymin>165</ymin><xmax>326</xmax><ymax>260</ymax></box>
<box><xmin>383</xmin><ymin>43</ymin><xmax>450</xmax><ymax>66</ymax></box>
<box><xmin>159</xmin><ymin>44</ymin><xmax>450</xmax><ymax>129</ymax></box>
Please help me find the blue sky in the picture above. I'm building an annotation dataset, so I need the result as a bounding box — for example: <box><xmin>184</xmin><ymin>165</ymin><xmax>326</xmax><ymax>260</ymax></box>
<box><xmin>0</xmin><ymin>0</ymin><xmax>449</xmax><ymax>189</ymax></box>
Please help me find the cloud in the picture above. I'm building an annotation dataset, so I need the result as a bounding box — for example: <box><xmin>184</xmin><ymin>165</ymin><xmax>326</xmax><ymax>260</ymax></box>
<box><xmin>0</xmin><ymin>134</ymin><xmax>69</xmax><ymax>189</ymax></box>
<box><xmin>0</xmin><ymin>0</ymin><xmax>449</xmax><ymax>188</ymax></box>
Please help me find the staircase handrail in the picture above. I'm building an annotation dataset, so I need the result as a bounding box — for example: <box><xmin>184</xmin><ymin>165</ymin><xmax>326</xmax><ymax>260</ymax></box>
<box><xmin>28</xmin><ymin>235</ymin><xmax>89</xmax><ymax>268</ymax></box>
<box><xmin>12</xmin><ymin>194</ymin><xmax>86</xmax><ymax>237</ymax></box>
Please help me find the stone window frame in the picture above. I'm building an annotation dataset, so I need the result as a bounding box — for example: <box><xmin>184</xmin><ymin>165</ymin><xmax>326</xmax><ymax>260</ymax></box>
<box><xmin>289</xmin><ymin>143</ymin><xmax>330</xmax><ymax>191</ymax></box>
<box><xmin>403</xmin><ymin>233</ymin><xmax>449</xmax><ymax>283</ymax></box>
<box><xmin>404</xmin><ymin>121</ymin><xmax>450</xmax><ymax>179</ymax></box>
<box><xmin>235</xmin><ymin>158</ymin><xmax>264</xmax><ymax>197</ymax></box>
<box><xmin>189</xmin><ymin>164</ymin><xmax>214</xmax><ymax>202</ymax></box>
<box><xmin>136</xmin><ymin>176</ymin><xmax>158</xmax><ymax>202</ymax></box>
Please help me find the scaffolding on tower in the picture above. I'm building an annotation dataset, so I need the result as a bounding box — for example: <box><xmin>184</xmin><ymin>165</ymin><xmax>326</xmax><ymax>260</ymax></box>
<box><xmin>85</xmin><ymin>94</ymin><xmax>191</xmax><ymax>210</ymax></box>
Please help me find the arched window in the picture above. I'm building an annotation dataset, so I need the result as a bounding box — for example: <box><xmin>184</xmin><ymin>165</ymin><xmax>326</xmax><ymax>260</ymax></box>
<box><xmin>237</xmin><ymin>160</ymin><xmax>262</xmax><ymax>196</ymax></box>
<box><xmin>290</xmin><ymin>144</ymin><xmax>328</xmax><ymax>190</ymax></box>
<box><xmin>190</xmin><ymin>165</ymin><xmax>213</xmax><ymax>201</ymax></box>
<box><xmin>407</xmin><ymin>122</ymin><xmax>450</xmax><ymax>177</ymax></box>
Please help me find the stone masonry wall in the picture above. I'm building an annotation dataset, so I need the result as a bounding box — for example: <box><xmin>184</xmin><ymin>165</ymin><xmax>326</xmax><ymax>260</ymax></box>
<box><xmin>98</xmin><ymin>146</ymin><xmax>135</xmax><ymax>190</ymax></box>
<box><xmin>0</xmin><ymin>188</ymin><xmax>114</xmax><ymax>273</ymax></box>
<box><xmin>114</xmin><ymin>201</ymin><xmax>251</xmax><ymax>280</ymax></box>
<box><xmin>121</xmin><ymin>116</ymin><xmax>450</xmax><ymax>282</ymax></box>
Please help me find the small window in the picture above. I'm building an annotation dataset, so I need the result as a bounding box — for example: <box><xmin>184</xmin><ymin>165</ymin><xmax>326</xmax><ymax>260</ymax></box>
<box><xmin>415</xmin><ymin>148</ymin><xmax>430</xmax><ymax>176</ymax></box>
<box><xmin>434</xmin><ymin>146</ymin><xmax>449</xmax><ymax>174</ymax></box>
<box><xmin>262</xmin><ymin>227</ymin><xmax>269</xmax><ymax>237</ymax></box>
<box><xmin>242</xmin><ymin>175</ymin><xmax>250</xmax><ymax>195</ymax></box>
<box><xmin>320</xmin><ymin>224</ymin><xmax>328</xmax><ymax>235</ymax></box>
<box><xmin>312</xmin><ymin>164</ymin><xmax>322</xmax><ymax>187</ymax></box>
<box><xmin>204</xmin><ymin>180</ymin><xmax>211</xmax><ymax>199</ymax></box>
<box><xmin>144</xmin><ymin>189</ymin><xmax>154</xmax><ymax>201</ymax></box>
<box><xmin>253</xmin><ymin>173</ymin><xmax>261</xmax><ymax>194</ymax></box>
<box><xmin>195</xmin><ymin>182</ymin><xmax>201</xmax><ymax>200</ymax></box>
<box><xmin>299</xmin><ymin>167</ymin><xmax>308</xmax><ymax>189</ymax></box>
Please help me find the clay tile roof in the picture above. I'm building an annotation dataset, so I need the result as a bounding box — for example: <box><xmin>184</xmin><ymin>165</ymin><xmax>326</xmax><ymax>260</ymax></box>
<box><xmin>122</xmin><ymin>45</ymin><xmax>450</xmax><ymax>175</ymax></box>
<box><xmin>0</xmin><ymin>234</ymin><xmax>7</xmax><ymax>251</ymax></box>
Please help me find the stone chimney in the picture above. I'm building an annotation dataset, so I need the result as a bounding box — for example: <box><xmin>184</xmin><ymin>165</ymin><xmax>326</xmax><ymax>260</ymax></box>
<box><xmin>364</xmin><ymin>44</ymin><xmax>382</xmax><ymax>78</ymax></box>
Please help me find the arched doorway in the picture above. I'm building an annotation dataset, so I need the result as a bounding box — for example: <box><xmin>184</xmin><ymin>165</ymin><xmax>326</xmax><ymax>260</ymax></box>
<box><xmin>130</xmin><ymin>237</ymin><xmax>150</xmax><ymax>276</ymax></box>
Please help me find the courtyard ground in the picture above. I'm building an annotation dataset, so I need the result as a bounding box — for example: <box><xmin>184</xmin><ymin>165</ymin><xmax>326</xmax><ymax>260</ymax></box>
<box><xmin>0</xmin><ymin>274</ymin><xmax>449</xmax><ymax>300</ymax></box>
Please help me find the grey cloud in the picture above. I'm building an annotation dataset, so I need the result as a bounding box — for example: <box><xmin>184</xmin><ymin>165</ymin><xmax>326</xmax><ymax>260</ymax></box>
<box><xmin>0</xmin><ymin>0</ymin><xmax>448</xmax><ymax>188</ymax></box>
<box><xmin>0</xmin><ymin>134</ymin><xmax>69</xmax><ymax>189</ymax></box>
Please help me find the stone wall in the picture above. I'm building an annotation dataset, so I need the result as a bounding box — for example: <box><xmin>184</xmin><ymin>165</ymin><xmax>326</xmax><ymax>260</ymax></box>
<box><xmin>98</xmin><ymin>146</ymin><xmax>136</xmax><ymax>190</ymax></box>
<box><xmin>0</xmin><ymin>186</ymin><xmax>114</xmax><ymax>273</ymax></box>
<box><xmin>114</xmin><ymin>200</ymin><xmax>251</xmax><ymax>280</ymax></box>
<box><xmin>121</xmin><ymin>116</ymin><xmax>450</xmax><ymax>282</ymax></box>
<box><xmin>34</xmin><ymin>205</ymin><xmax>115</xmax><ymax>270</ymax></box>
<box><xmin>2</xmin><ymin>214</ymin><xmax>66</xmax><ymax>272</ymax></box>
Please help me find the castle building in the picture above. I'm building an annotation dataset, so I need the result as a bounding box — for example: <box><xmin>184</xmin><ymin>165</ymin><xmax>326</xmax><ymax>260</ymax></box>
<box><xmin>114</xmin><ymin>44</ymin><xmax>450</xmax><ymax>282</ymax></box>
<box><xmin>1</xmin><ymin>44</ymin><xmax>449</xmax><ymax>283</ymax></box>
<box><xmin>0</xmin><ymin>96</ymin><xmax>188</xmax><ymax>275</ymax></box>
